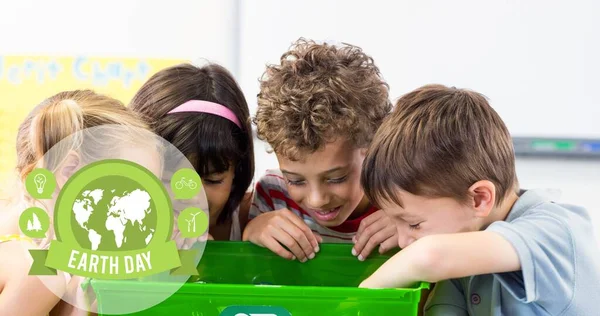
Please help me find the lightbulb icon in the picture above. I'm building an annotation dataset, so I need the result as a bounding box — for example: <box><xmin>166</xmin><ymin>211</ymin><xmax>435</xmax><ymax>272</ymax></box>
<box><xmin>34</xmin><ymin>174</ymin><xmax>47</xmax><ymax>194</ymax></box>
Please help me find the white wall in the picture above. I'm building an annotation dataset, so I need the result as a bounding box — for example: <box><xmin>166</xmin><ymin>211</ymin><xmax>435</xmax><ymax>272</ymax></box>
<box><xmin>0</xmin><ymin>0</ymin><xmax>239</xmax><ymax>71</ymax></box>
<box><xmin>239</xmin><ymin>0</ymin><xmax>600</xmax><ymax>138</ymax></box>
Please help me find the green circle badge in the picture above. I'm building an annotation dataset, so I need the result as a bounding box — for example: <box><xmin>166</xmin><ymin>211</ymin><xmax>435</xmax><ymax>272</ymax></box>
<box><xmin>177</xmin><ymin>207</ymin><xmax>209</xmax><ymax>238</ymax></box>
<box><xmin>171</xmin><ymin>168</ymin><xmax>202</xmax><ymax>199</ymax></box>
<box><xmin>29</xmin><ymin>159</ymin><xmax>198</xmax><ymax>280</ymax></box>
<box><xmin>19</xmin><ymin>207</ymin><xmax>50</xmax><ymax>239</ymax></box>
<box><xmin>23</xmin><ymin>124</ymin><xmax>208</xmax><ymax>315</ymax></box>
<box><xmin>25</xmin><ymin>168</ymin><xmax>57</xmax><ymax>199</ymax></box>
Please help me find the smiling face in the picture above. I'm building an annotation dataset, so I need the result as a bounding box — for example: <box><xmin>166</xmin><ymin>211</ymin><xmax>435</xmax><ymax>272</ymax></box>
<box><xmin>276</xmin><ymin>139</ymin><xmax>370</xmax><ymax>227</ymax></box>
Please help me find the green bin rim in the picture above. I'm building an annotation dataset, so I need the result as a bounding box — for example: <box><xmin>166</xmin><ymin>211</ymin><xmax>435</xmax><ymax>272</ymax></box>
<box><xmin>91</xmin><ymin>279</ymin><xmax>430</xmax><ymax>299</ymax></box>
<box><xmin>90</xmin><ymin>241</ymin><xmax>430</xmax><ymax>299</ymax></box>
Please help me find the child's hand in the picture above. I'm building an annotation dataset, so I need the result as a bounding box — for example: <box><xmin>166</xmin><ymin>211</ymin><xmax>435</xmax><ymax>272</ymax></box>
<box><xmin>173</xmin><ymin>232</ymin><xmax>210</xmax><ymax>249</ymax></box>
<box><xmin>172</xmin><ymin>225</ymin><xmax>210</xmax><ymax>249</ymax></box>
<box><xmin>243</xmin><ymin>209</ymin><xmax>322</xmax><ymax>262</ymax></box>
<box><xmin>51</xmin><ymin>275</ymin><xmax>96</xmax><ymax>316</ymax></box>
<box><xmin>352</xmin><ymin>210</ymin><xmax>398</xmax><ymax>261</ymax></box>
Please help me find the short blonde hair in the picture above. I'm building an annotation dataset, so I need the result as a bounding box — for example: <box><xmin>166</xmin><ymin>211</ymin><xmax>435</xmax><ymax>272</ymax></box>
<box><xmin>16</xmin><ymin>89</ymin><xmax>150</xmax><ymax>181</ymax></box>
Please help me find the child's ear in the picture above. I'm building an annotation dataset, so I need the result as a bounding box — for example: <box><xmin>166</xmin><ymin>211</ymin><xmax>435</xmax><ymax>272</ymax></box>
<box><xmin>359</xmin><ymin>147</ymin><xmax>368</xmax><ymax>157</ymax></box>
<box><xmin>468</xmin><ymin>180</ymin><xmax>496</xmax><ymax>218</ymax></box>
<box><xmin>56</xmin><ymin>151</ymin><xmax>81</xmax><ymax>189</ymax></box>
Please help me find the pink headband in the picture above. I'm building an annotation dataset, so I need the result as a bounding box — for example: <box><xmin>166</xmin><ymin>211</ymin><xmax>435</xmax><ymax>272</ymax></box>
<box><xmin>167</xmin><ymin>100</ymin><xmax>242</xmax><ymax>128</ymax></box>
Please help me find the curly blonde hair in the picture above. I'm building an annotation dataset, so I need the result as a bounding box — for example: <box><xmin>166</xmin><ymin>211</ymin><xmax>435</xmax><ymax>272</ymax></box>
<box><xmin>254</xmin><ymin>38</ymin><xmax>391</xmax><ymax>160</ymax></box>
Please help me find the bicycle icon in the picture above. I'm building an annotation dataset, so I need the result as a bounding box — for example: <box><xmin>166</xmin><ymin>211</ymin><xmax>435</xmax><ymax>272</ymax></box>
<box><xmin>175</xmin><ymin>177</ymin><xmax>198</xmax><ymax>190</ymax></box>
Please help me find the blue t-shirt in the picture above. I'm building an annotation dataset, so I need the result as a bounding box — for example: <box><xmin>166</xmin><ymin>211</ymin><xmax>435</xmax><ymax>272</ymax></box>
<box><xmin>425</xmin><ymin>189</ymin><xmax>600</xmax><ymax>315</ymax></box>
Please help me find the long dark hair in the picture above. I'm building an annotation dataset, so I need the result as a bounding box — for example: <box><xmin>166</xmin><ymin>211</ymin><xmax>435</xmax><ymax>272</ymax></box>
<box><xmin>129</xmin><ymin>63</ymin><xmax>254</xmax><ymax>224</ymax></box>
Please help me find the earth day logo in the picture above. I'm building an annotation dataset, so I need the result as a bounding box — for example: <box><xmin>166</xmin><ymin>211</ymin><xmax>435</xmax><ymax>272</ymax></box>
<box><xmin>25</xmin><ymin>160</ymin><xmax>206</xmax><ymax>279</ymax></box>
<box><xmin>17</xmin><ymin>124</ymin><xmax>210</xmax><ymax>314</ymax></box>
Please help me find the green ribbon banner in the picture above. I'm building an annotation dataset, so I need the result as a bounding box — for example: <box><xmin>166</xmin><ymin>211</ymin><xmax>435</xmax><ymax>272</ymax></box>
<box><xmin>29</xmin><ymin>240</ymin><xmax>198</xmax><ymax>279</ymax></box>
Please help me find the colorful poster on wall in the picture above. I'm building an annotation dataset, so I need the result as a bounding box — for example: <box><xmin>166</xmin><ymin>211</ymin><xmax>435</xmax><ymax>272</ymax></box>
<box><xmin>0</xmin><ymin>56</ymin><xmax>185</xmax><ymax>192</ymax></box>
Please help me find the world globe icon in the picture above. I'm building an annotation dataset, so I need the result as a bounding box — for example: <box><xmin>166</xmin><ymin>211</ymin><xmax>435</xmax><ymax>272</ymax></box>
<box><xmin>70</xmin><ymin>175</ymin><xmax>158</xmax><ymax>252</ymax></box>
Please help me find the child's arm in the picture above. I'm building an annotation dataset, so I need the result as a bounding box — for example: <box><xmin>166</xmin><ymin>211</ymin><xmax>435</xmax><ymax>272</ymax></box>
<box><xmin>363</xmin><ymin>207</ymin><xmax>583</xmax><ymax>315</ymax></box>
<box><xmin>359</xmin><ymin>231</ymin><xmax>520</xmax><ymax>288</ymax></box>
<box><xmin>50</xmin><ymin>275</ymin><xmax>98</xmax><ymax>316</ymax></box>
<box><xmin>0</xmin><ymin>241</ymin><xmax>66</xmax><ymax>315</ymax></box>
<box><xmin>247</xmin><ymin>180</ymin><xmax>276</xmax><ymax>221</ymax></box>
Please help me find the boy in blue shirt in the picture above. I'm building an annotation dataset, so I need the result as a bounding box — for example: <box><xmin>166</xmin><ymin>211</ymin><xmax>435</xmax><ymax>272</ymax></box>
<box><xmin>359</xmin><ymin>84</ymin><xmax>600</xmax><ymax>315</ymax></box>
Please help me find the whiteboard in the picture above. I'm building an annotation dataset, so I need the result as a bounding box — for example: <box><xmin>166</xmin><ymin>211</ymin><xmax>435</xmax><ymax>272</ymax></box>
<box><xmin>238</xmin><ymin>0</ymin><xmax>600</xmax><ymax>138</ymax></box>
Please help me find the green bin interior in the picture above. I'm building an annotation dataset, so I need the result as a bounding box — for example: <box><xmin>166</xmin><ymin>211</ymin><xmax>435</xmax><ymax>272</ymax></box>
<box><xmin>92</xmin><ymin>241</ymin><xmax>428</xmax><ymax>315</ymax></box>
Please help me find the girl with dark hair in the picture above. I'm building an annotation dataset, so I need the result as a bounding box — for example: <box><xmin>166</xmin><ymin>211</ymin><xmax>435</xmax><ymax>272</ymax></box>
<box><xmin>130</xmin><ymin>63</ymin><xmax>255</xmax><ymax>241</ymax></box>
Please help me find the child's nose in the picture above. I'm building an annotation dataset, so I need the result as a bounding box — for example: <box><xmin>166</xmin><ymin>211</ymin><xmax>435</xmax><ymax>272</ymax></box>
<box><xmin>397</xmin><ymin>234</ymin><xmax>416</xmax><ymax>249</ymax></box>
<box><xmin>180</xmin><ymin>194</ymin><xmax>208</xmax><ymax>212</ymax></box>
<box><xmin>172</xmin><ymin>192</ymin><xmax>208</xmax><ymax>215</ymax></box>
<box><xmin>306</xmin><ymin>188</ymin><xmax>330</xmax><ymax>209</ymax></box>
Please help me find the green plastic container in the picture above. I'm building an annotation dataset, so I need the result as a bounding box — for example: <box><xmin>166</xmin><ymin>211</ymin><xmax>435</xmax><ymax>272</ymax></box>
<box><xmin>92</xmin><ymin>241</ymin><xmax>428</xmax><ymax>315</ymax></box>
